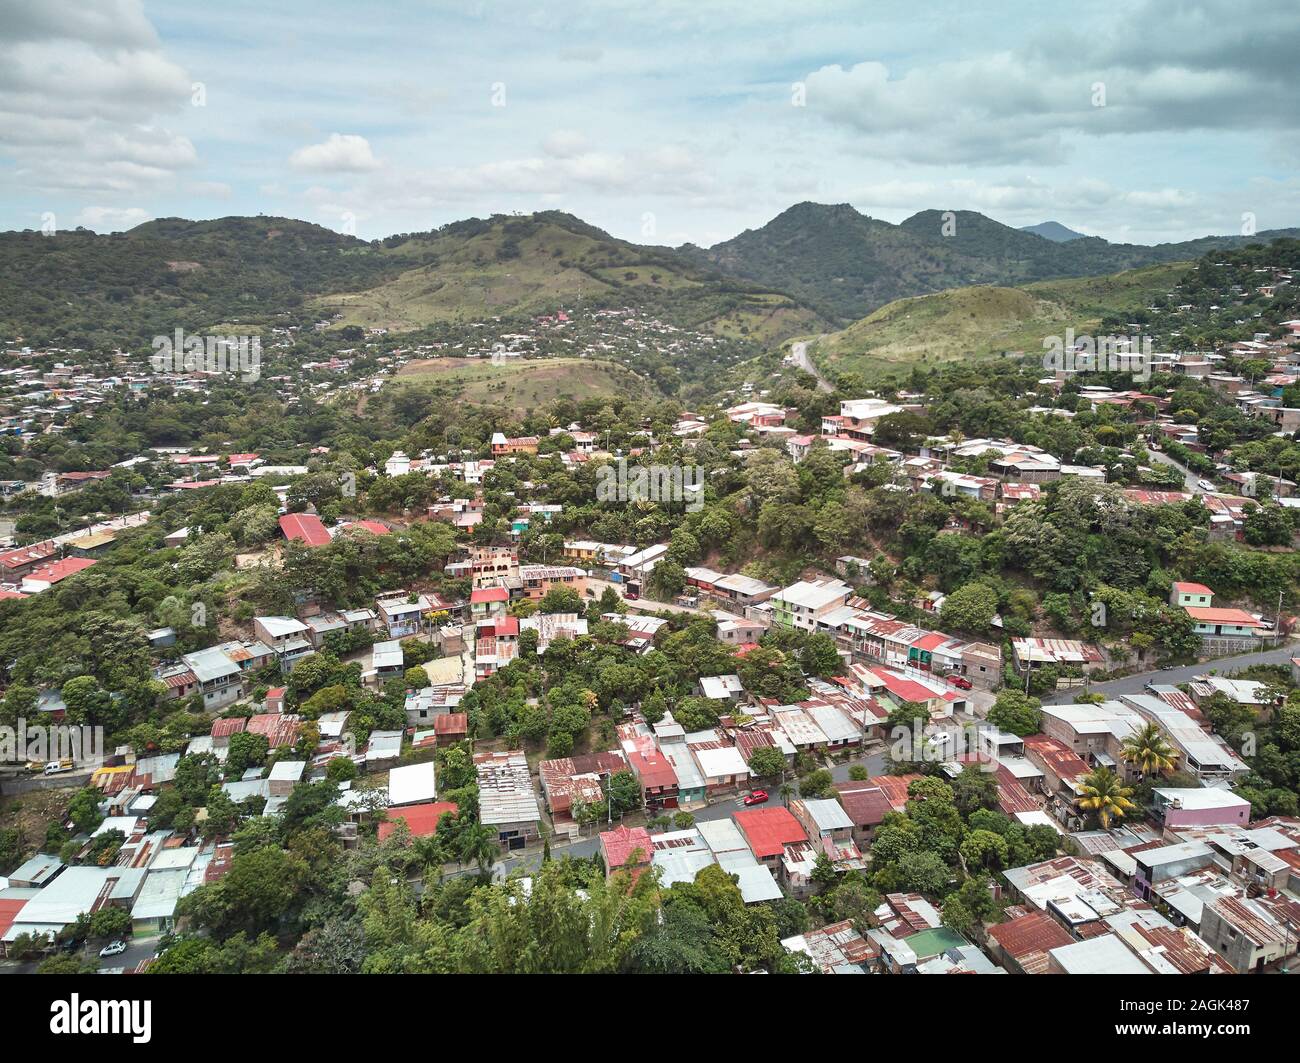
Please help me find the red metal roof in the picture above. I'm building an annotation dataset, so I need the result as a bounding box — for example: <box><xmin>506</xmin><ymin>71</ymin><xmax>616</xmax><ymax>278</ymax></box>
<box><xmin>1185</xmin><ymin>606</ymin><xmax>1261</xmax><ymax>626</ymax></box>
<box><xmin>378</xmin><ymin>801</ymin><xmax>459</xmax><ymax>841</ymax></box>
<box><xmin>279</xmin><ymin>512</ymin><xmax>331</xmax><ymax>547</ymax></box>
<box><xmin>627</xmin><ymin>749</ymin><xmax>678</xmax><ymax>790</ymax></box>
<box><xmin>734</xmin><ymin>806</ymin><xmax>808</xmax><ymax>859</ymax></box>
<box><xmin>600</xmin><ymin>825</ymin><xmax>653</xmax><ymax>869</ymax></box>
<box><xmin>988</xmin><ymin>911</ymin><xmax>1073</xmax><ymax>970</ymax></box>
<box><xmin>833</xmin><ymin>782</ymin><xmax>893</xmax><ymax>827</ymax></box>
<box><xmin>24</xmin><ymin>556</ymin><xmax>96</xmax><ymax>583</ymax></box>
<box><xmin>433</xmin><ymin>712</ymin><xmax>468</xmax><ymax>735</ymax></box>
<box><xmin>470</xmin><ymin>587</ymin><xmax>510</xmax><ymax>603</ymax></box>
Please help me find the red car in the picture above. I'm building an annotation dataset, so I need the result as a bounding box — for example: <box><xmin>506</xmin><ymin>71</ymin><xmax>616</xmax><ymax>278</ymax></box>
<box><xmin>743</xmin><ymin>789</ymin><xmax>769</xmax><ymax>806</ymax></box>
<box><xmin>945</xmin><ymin>674</ymin><xmax>973</xmax><ymax>690</ymax></box>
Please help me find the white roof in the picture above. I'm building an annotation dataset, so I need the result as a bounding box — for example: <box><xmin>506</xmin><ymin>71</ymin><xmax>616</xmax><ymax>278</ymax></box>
<box><xmin>268</xmin><ymin>760</ymin><xmax>306</xmax><ymax>783</ymax></box>
<box><xmin>691</xmin><ymin>745</ymin><xmax>750</xmax><ymax>780</ymax></box>
<box><xmin>388</xmin><ymin>761</ymin><xmax>437</xmax><ymax>806</ymax></box>
<box><xmin>1049</xmin><ymin>933</ymin><xmax>1150</xmax><ymax>975</ymax></box>
<box><xmin>372</xmin><ymin>640</ymin><xmax>404</xmax><ymax>669</ymax></box>
<box><xmin>1154</xmin><ymin>787</ymin><xmax>1250</xmax><ymax>811</ymax></box>
<box><xmin>800</xmin><ymin>797</ymin><xmax>854</xmax><ymax>833</ymax></box>
<box><xmin>699</xmin><ymin>674</ymin><xmax>744</xmax><ymax>699</ymax></box>
<box><xmin>256</xmin><ymin>615</ymin><xmax>308</xmax><ymax>637</ymax></box>
<box><xmin>3</xmin><ymin>867</ymin><xmax>114</xmax><ymax>936</ymax></box>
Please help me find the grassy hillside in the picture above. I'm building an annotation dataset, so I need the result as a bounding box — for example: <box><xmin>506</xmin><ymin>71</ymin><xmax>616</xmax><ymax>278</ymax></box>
<box><xmin>807</xmin><ymin>261</ymin><xmax>1189</xmax><ymax>381</ymax></box>
<box><xmin>383</xmin><ymin>355</ymin><xmax>653</xmax><ymax>413</ymax></box>
<box><xmin>317</xmin><ymin>212</ymin><xmax>825</xmax><ymax>341</ymax></box>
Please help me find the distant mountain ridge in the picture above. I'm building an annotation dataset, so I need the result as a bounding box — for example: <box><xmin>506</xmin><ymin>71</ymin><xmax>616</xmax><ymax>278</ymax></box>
<box><xmin>684</xmin><ymin>202</ymin><xmax>1300</xmax><ymax>324</ymax></box>
<box><xmin>3</xmin><ymin>203</ymin><xmax>1297</xmax><ymax>348</ymax></box>
<box><xmin>1019</xmin><ymin>221</ymin><xmax>1087</xmax><ymax>242</ymax></box>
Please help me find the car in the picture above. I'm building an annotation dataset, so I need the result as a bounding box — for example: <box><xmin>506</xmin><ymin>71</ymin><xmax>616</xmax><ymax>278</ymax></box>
<box><xmin>945</xmin><ymin>673</ymin><xmax>973</xmax><ymax>690</ymax></box>
<box><xmin>99</xmin><ymin>940</ymin><xmax>128</xmax><ymax>958</ymax></box>
<box><xmin>1197</xmin><ymin>479</ymin><xmax>1217</xmax><ymax>493</ymax></box>
<box><xmin>743</xmin><ymin>789</ymin><xmax>769</xmax><ymax>806</ymax></box>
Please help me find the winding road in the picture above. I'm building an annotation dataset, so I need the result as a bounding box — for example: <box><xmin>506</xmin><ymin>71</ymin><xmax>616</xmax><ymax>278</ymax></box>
<box><xmin>789</xmin><ymin>339</ymin><xmax>834</xmax><ymax>394</ymax></box>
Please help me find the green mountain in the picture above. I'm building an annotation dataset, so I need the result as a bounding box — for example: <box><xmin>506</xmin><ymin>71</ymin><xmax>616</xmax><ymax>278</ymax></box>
<box><xmin>321</xmin><ymin>211</ymin><xmax>826</xmax><ymax>343</ymax></box>
<box><xmin>0</xmin><ymin>211</ymin><xmax>826</xmax><ymax>349</ymax></box>
<box><xmin>0</xmin><ymin>216</ymin><xmax>409</xmax><ymax>347</ymax></box>
<box><xmin>687</xmin><ymin>202</ymin><xmax>1300</xmax><ymax>325</ymax></box>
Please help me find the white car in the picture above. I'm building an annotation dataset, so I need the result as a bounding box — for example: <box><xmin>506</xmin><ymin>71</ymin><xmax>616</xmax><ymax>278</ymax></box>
<box><xmin>1196</xmin><ymin>479</ymin><xmax>1216</xmax><ymax>493</ymax></box>
<box><xmin>99</xmin><ymin>940</ymin><xmax>128</xmax><ymax>958</ymax></box>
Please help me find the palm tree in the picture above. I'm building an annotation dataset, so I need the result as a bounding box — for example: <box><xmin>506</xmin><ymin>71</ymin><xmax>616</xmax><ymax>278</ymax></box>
<box><xmin>1121</xmin><ymin>723</ymin><xmax>1178</xmax><ymax>778</ymax></box>
<box><xmin>778</xmin><ymin>783</ymin><xmax>794</xmax><ymax>808</ymax></box>
<box><xmin>1077</xmin><ymin>766</ymin><xmax>1137</xmax><ymax>829</ymax></box>
<box><xmin>457</xmin><ymin>823</ymin><xmax>499</xmax><ymax>879</ymax></box>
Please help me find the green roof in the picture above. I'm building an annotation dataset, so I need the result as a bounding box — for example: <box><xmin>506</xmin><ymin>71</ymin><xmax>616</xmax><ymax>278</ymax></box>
<box><xmin>903</xmin><ymin>926</ymin><xmax>968</xmax><ymax>961</ymax></box>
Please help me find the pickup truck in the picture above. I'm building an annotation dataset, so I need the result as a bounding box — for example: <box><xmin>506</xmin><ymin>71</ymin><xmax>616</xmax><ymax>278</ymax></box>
<box><xmin>43</xmin><ymin>758</ymin><xmax>74</xmax><ymax>776</ymax></box>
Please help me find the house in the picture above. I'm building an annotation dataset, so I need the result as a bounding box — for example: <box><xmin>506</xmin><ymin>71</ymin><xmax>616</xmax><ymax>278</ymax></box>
<box><xmin>19</xmin><ymin>556</ymin><xmax>96</xmax><ymax>593</ymax></box>
<box><xmin>469</xmin><ymin>586</ymin><xmax>509</xmax><ymax>621</ymax></box>
<box><xmin>538</xmin><ymin>751</ymin><xmax>627</xmax><ymax>817</ymax></box>
<box><xmin>987</xmin><ymin>910</ymin><xmax>1076</xmax><ymax>974</ymax></box>
<box><xmin>474</xmin><ymin>750</ymin><xmax>541</xmax><ymax>851</ymax></box>
<box><xmin>1199</xmin><ymin>894</ymin><xmax>1300</xmax><ymax>973</ymax></box>
<box><xmin>180</xmin><ymin>645</ymin><xmax>244</xmax><ymax>709</ymax></box>
<box><xmin>279</xmin><ymin>512</ymin><xmax>331</xmax><ymax>547</ymax></box>
<box><xmin>1046</xmin><ymin>933</ymin><xmax>1152</xmax><ymax>975</ymax></box>
<box><xmin>376</xmin><ymin>594</ymin><xmax>433</xmax><ymax>638</ymax></box>
<box><xmin>518</xmin><ymin>564</ymin><xmax>587</xmax><ymax>600</ymax></box>
<box><xmin>699</xmin><ymin>674</ymin><xmax>744</xmax><ymax>701</ymax></box>
<box><xmin>377</xmin><ymin>801</ymin><xmax>459</xmax><ymax>841</ymax></box>
<box><xmin>388</xmin><ymin>761</ymin><xmax>438</xmax><ymax>807</ymax></box>
<box><xmin>490</xmin><ymin>432</ymin><xmax>539</xmax><ymax>456</ymax></box>
<box><xmin>1039</xmin><ymin>700</ymin><xmax>1144</xmax><ymax>779</ymax></box>
<box><xmin>1152</xmin><ymin>788</ymin><xmax>1252</xmax><ymax>830</ymax></box>
<box><xmin>769</xmin><ymin>578</ymin><xmax>852</xmax><ymax>632</ymax></box>
<box><xmin>781</xmin><ymin>919</ymin><xmax>879</xmax><ymax>974</ymax></box>
<box><xmin>1010</xmin><ymin>637</ymin><xmax>1105</xmax><ymax>672</ymax></box>
<box><xmin>1119</xmin><ymin>694</ymin><xmax>1249</xmax><ymax>781</ymax></box>
<box><xmin>689</xmin><ymin>742</ymin><xmax>751</xmax><ymax>793</ymax></box>
<box><xmin>368</xmin><ymin>640</ymin><xmax>405</xmax><ymax>685</ymax></box>
<box><xmin>600</xmin><ymin>825</ymin><xmax>653</xmax><ymax>880</ymax></box>
<box><xmin>833</xmin><ymin>782</ymin><xmax>893</xmax><ymax>848</ymax></box>
<box><xmin>623</xmin><ymin>744</ymin><xmax>679</xmax><ymax>811</ymax></box>
<box><xmin>733</xmin><ymin>806</ymin><xmax>808</xmax><ymax>869</ymax></box>
<box><xmin>1170</xmin><ymin>581</ymin><xmax>1214</xmax><ymax>608</ymax></box>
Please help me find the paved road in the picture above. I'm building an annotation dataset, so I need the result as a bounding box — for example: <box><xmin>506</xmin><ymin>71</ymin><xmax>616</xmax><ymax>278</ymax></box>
<box><xmin>1149</xmin><ymin>449</ymin><xmax>1201</xmax><ymax>493</ymax></box>
<box><xmin>0</xmin><ymin>935</ymin><xmax>159</xmax><ymax>975</ymax></box>
<box><xmin>789</xmin><ymin>339</ymin><xmax>834</xmax><ymax>394</ymax></box>
<box><xmin>1041</xmin><ymin>639</ymin><xmax>1299</xmax><ymax>703</ymax></box>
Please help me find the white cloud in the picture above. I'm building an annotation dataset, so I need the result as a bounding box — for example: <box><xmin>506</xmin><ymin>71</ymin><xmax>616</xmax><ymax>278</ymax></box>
<box><xmin>75</xmin><ymin>205</ymin><xmax>150</xmax><ymax>231</ymax></box>
<box><xmin>289</xmin><ymin>133</ymin><xmax>380</xmax><ymax>173</ymax></box>
<box><xmin>0</xmin><ymin>0</ymin><xmax>196</xmax><ymax>199</ymax></box>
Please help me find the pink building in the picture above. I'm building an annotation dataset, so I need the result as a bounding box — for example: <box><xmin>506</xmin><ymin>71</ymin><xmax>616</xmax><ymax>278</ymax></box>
<box><xmin>1152</xmin><ymin>787</ymin><xmax>1251</xmax><ymax>829</ymax></box>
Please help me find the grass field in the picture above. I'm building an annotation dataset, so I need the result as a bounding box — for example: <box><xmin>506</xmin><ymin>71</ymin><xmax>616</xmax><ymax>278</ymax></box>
<box><xmin>806</xmin><ymin>261</ymin><xmax>1188</xmax><ymax>381</ymax></box>
<box><xmin>387</xmin><ymin>355</ymin><xmax>652</xmax><ymax>411</ymax></box>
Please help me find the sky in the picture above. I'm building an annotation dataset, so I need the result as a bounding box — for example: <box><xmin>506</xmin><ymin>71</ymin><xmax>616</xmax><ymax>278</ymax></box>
<box><xmin>2</xmin><ymin>0</ymin><xmax>1299</xmax><ymax>247</ymax></box>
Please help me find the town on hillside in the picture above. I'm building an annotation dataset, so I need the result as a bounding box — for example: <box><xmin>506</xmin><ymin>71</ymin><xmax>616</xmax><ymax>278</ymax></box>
<box><xmin>3</xmin><ymin>3</ymin><xmax>1300</xmax><ymax>1020</ymax></box>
